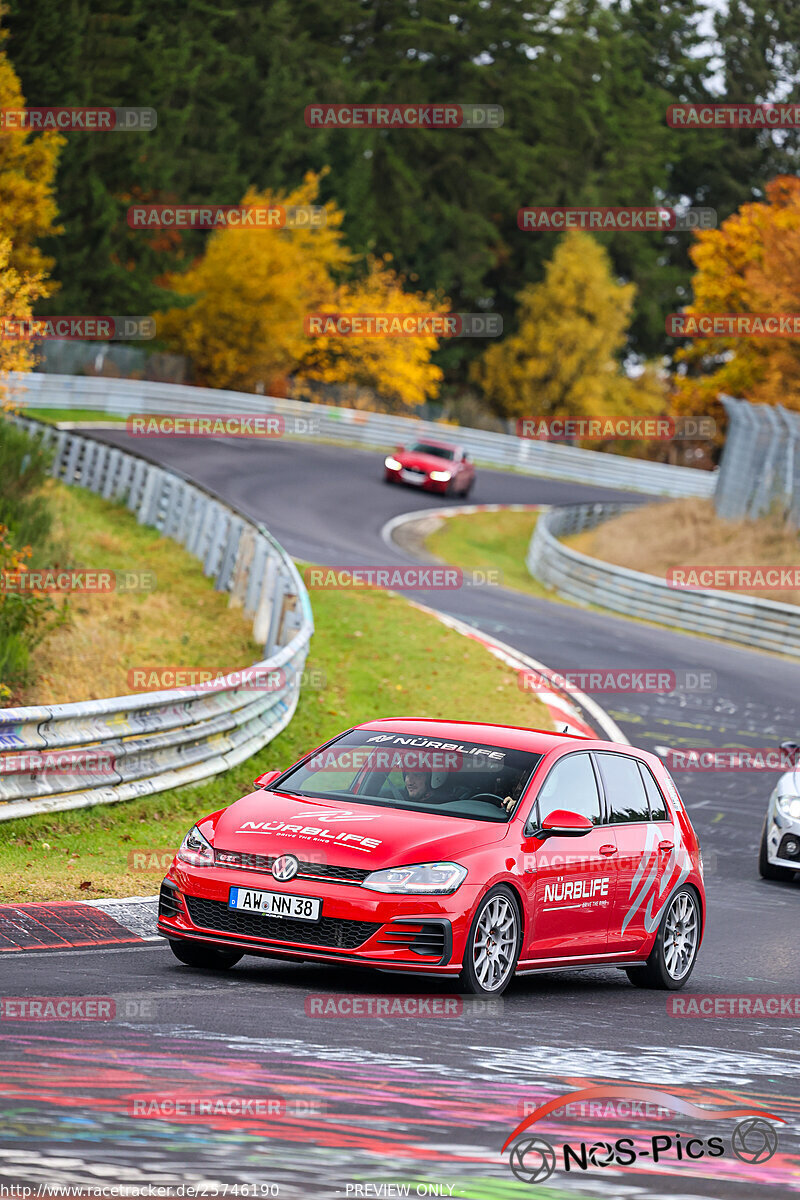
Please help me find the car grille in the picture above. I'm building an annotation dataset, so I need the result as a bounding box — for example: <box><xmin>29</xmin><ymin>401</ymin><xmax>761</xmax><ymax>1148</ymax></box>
<box><xmin>376</xmin><ymin>920</ymin><xmax>450</xmax><ymax>962</ymax></box>
<box><xmin>214</xmin><ymin>849</ymin><xmax>369</xmax><ymax>886</ymax></box>
<box><xmin>184</xmin><ymin>895</ymin><xmax>379</xmax><ymax>950</ymax></box>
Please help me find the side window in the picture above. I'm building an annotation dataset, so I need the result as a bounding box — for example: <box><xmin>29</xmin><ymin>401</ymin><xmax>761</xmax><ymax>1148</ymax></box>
<box><xmin>596</xmin><ymin>753</ymin><xmax>650</xmax><ymax>823</ymax></box>
<box><xmin>638</xmin><ymin>762</ymin><xmax>669</xmax><ymax>820</ymax></box>
<box><xmin>534</xmin><ymin>753</ymin><xmax>601</xmax><ymax>827</ymax></box>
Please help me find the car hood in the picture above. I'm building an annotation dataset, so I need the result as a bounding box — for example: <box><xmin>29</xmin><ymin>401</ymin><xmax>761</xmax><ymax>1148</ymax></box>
<box><xmin>211</xmin><ymin>789</ymin><xmax>507</xmax><ymax>869</ymax></box>
<box><xmin>396</xmin><ymin>450</ymin><xmax>455</xmax><ymax>472</ymax></box>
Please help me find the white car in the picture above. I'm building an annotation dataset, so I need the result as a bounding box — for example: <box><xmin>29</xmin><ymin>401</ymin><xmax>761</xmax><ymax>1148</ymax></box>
<box><xmin>759</xmin><ymin>741</ymin><xmax>800</xmax><ymax>881</ymax></box>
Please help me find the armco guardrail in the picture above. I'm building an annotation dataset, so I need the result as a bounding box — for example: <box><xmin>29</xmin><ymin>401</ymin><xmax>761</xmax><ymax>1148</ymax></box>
<box><xmin>527</xmin><ymin>503</ymin><xmax>800</xmax><ymax>657</ymax></box>
<box><xmin>10</xmin><ymin>372</ymin><xmax>717</xmax><ymax>499</ymax></box>
<box><xmin>0</xmin><ymin>415</ymin><xmax>313</xmax><ymax>821</ymax></box>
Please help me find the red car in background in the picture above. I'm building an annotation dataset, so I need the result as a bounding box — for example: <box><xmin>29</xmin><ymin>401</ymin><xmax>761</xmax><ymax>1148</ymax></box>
<box><xmin>159</xmin><ymin>719</ymin><xmax>706</xmax><ymax>995</ymax></box>
<box><xmin>383</xmin><ymin>440</ymin><xmax>475</xmax><ymax>497</ymax></box>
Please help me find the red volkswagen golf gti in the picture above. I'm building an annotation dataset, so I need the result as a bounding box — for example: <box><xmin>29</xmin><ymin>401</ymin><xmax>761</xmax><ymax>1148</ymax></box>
<box><xmin>159</xmin><ymin>719</ymin><xmax>705</xmax><ymax>994</ymax></box>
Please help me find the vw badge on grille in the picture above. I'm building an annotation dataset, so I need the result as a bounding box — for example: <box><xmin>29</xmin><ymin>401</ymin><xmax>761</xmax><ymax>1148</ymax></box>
<box><xmin>272</xmin><ymin>854</ymin><xmax>299</xmax><ymax>882</ymax></box>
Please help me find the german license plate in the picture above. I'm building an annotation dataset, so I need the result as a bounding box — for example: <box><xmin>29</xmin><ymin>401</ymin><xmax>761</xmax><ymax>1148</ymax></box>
<box><xmin>228</xmin><ymin>887</ymin><xmax>321</xmax><ymax>921</ymax></box>
<box><xmin>400</xmin><ymin>470</ymin><xmax>424</xmax><ymax>484</ymax></box>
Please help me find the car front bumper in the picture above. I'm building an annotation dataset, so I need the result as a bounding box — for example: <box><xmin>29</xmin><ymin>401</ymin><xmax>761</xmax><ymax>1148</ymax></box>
<box><xmin>157</xmin><ymin>865</ymin><xmax>476</xmax><ymax>974</ymax></box>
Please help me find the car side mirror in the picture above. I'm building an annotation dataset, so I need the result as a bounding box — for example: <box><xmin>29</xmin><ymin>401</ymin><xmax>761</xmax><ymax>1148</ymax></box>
<box><xmin>396</xmin><ymin>444</ymin><xmax>405</xmax><ymax>452</ymax></box>
<box><xmin>530</xmin><ymin>809</ymin><xmax>594</xmax><ymax>839</ymax></box>
<box><xmin>780</xmin><ymin>740</ymin><xmax>800</xmax><ymax>764</ymax></box>
<box><xmin>253</xmin><ymin>770</ymin><xmax>281</xmax><ymax>790</ymax></box>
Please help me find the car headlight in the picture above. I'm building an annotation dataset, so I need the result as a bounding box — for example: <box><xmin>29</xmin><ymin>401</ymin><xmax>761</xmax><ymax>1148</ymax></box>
<box><xmin>362</xmin><ymin>861</ymin><xmax>467</xmax><ymax>894</ymax></box>
<box><xmin>177</xmin><ymin>824</ymin><xmax>214</xmax><ymax>867</ymax></box>
<box><xmin>777</xmin><ymin>795</ymin><xmax>800</xmax><ymax>820</ymax></box>
<box><xmin>429</xmin><ymin>470</ymin><xmax>452</xmax><ymax>482</ymax></box>
<box><xmin>385</xmin><ymin>456</ymin><xmax>402</xmax><ymax>470</ymax></box>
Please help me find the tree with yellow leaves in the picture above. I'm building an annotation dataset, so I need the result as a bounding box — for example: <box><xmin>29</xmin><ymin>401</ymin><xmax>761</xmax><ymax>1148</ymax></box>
<box><xmin>157</xmin><ymin>173</ymin><xmax>351</xmax><ymax>394</ymax></box>
<box><xmin>0</xmin><ymin>8</ymin><xmax>62</xmax><ymax>293</ymax></box>
<box><xmin>674</xmin><ymin>176</ymin><xmax>800</xmax><ymax>416</ymax></box>
<box><xmin>0</xmin><ymin>235</ymin><xmax>44</xmax><ymax>409</ymax></box>
<box><xmin>298</xmin><ymin>255</ymin><xmax>448</xmax><ymax>411</ymax></box>
<box><xmin>473</xmin><ymin>231</ymin><xmax>665</xmax><ymax>430</ymax></box>
<box><xmin>158</xmin><ymin>174</ymin><xmax>448</xmax><ymax>407</ymax></box>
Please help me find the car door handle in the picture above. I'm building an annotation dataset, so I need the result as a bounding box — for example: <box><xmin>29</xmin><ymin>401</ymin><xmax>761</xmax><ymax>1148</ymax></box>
<box><xmin>599</xmin><ymin>844</ymin><xmax>617</xmax><ymax>856</ymax></box>
<box><xmin>658</xmin><ymin>840</ymin><xmax>674</xmax><ymax>852</ymax></box>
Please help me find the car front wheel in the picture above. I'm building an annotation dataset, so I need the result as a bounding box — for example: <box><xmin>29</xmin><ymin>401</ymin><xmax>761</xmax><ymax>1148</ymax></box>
<box><xmin>459</xmin><ymin>885</ymin><xmax>521</xmax><ymax>995</ymax></box>
<box><xmin>169</xmin><ymin>939</ymin><xmax>243</xmax><ymax>970</ymax></box>
<box><xmin>626</xmin><ymin>886</ymin><xmax>701</xmax><ymax>990</ymax></box>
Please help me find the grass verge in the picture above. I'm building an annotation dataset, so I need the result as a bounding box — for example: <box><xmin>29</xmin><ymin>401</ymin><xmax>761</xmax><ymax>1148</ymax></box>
<box><xmin>426</xmin><ymin>509</ymin><xmax>552</xmax><ymax>599</ymax></box>
<box><xmin>16</xmin><ymin>481</ymin><xmax>261</xmax><ymax>705</ymax></box>
<box><xmin>22</xmin><ymin>408</ymin><xmax>128</xmax><ymax>425</ymax></box>
<box><xmin>0</xmin><ymin>565</ymin><xmax>553</xmax><ymax>901</ymax></box>
<box><xmin>564</xmin><ymin>498</ymin><xmax>800</xmax><ymax>606</ymax></box>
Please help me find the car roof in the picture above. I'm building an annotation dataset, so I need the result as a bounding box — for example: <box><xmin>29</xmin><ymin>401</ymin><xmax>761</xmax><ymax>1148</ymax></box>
<box><xmin>355</xmin><ymin>717</ymin><xmax>629</xmax><ymax>756</ymax></box>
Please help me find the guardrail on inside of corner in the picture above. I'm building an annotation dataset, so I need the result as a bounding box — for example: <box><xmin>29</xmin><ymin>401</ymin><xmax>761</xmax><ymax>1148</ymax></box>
<box><xmin>0</xmin><ymin>414</ymin><xmax>313</xmax><ymax>821</ymax></box>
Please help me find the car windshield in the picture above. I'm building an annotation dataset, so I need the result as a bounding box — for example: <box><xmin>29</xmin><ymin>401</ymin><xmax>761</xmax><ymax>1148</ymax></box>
<box><xmin>408</xmin><ymin>443</ymin><xmax>455</xmax><ymax>460</ymax></box>
<box><xmin>272</xmin><ymin>729</ymin><xmax>543</xmax><ymax>823</ymax></box>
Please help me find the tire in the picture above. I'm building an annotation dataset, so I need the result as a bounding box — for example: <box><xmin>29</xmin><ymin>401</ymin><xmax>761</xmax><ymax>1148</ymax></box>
<box><xmin>459</xmin><ymin>885</ymin><xmax>521</xmax><ymax>995</ymax></box>
<box><xmin>461</xmin><ymin>480</ymin><xmax>474</xmax><ymax>499</ymax></box>
<box><xmin>625</xmin><ymin>886</ymin><xmax>701</xmax><ymax>990</ymax></box>
<box><xmin>168</xmin><ymin>939</ymin><xmax>243</xmax><ymax>970</ymax></box>
<box><xmin>759</xmin><ymin>817</ymin><xmax>795</xmax><ymax>881</ymax></box>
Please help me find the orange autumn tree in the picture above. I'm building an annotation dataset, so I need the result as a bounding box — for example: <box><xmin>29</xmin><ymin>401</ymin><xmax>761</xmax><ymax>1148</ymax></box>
<box><xmin>674</xmin><ymin>176</ymin><xmax>800</xmax><ymax>415</ymax></box>
<box><xmin>157</xmin><ymin>174</ymin><xmax>448</xmax><ymax>407</ymax></box>
<box><xmin>0</xmin><ymin>9</ymin><xmax>62</xmax><ymax>292</ymax></box>
<box><xmin>157</xmin><ymin>174</ymin><xmax>351</xmax><ymax>393</ymax></box>
<box><xmin>0</xmin><ymin>11</ymin><xmax>62</xmax><ymax>409</ymax></box>
<box><xmin>298</xmin><ymin>255</ymin><xmax>449</xmax><ymax>410</ymax></box>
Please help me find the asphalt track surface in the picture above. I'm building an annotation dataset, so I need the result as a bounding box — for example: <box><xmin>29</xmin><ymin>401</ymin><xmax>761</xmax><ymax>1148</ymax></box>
<box><xmin>3</xmin><ymin>432</ymin><xmax>799</xmax><ymax>1199</ymax></box>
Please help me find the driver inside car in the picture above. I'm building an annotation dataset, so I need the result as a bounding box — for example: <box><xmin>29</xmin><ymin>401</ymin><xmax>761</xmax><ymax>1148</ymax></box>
<box><xmin>499</xmin><ymin>772</ymin><xmax>527</xmax><ymax>813</ymax></box>
<box><xmin>401</xmin><ymin>768</ymin><xmax>455</xmax><ymax>805</ymax></box>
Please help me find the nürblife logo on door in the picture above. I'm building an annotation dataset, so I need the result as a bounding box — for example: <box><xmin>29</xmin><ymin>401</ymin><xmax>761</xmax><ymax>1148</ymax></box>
<box><xmin>543</xmin><ymin>877</ymin><xmax>611</xmax><ymax>907</ymax></box>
